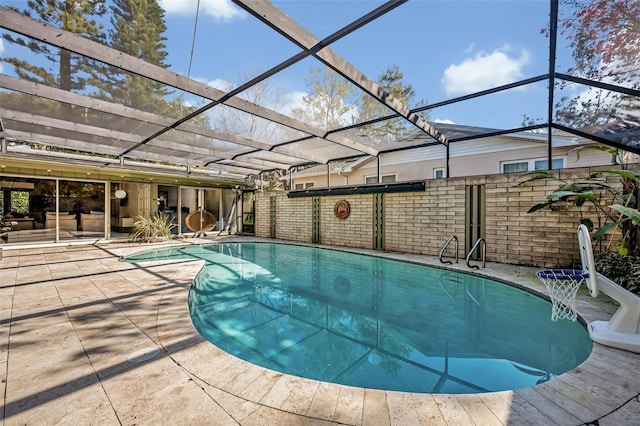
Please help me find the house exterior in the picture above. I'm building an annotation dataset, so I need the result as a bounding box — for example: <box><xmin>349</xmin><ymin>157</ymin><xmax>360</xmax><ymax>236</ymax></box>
<box><xmin>0</xmin><ymin>156</ymin><xmax>246</xmax><ymax>246</ymax></box>
<box><xmin>288</xmin><ymin>124</ymin><xmax>624</xmax><ymax>189</ymax></box>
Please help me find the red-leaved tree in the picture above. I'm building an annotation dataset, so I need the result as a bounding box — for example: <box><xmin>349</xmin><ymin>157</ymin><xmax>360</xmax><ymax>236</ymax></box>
<box><xmin>549</xmin><ymin>0</ymin><xmax>639</xmax><ymax>128</ymax></box>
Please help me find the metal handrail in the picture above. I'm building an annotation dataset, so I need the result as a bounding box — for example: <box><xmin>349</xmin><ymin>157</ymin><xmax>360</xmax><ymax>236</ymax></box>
<box><xmin>439</xmin><ymin>273</ymin><xmax>459</xmax><ymax>298</ymax></box>
<box><xmin>465</xmin><ymin>286</ymin><xmax>481</xmax><ymax>306</ymax></box>
<box><xmin>466</xmin><ymin>238</ymin><xmax>486</xmax><ymax>269</ymax></box>
<box><xmin>439</xmin><ymin>235</ymin><xmax>459</xmax><ymax>264</ymax></box>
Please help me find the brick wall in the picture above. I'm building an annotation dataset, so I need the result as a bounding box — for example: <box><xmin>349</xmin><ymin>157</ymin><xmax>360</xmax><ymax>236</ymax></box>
<box><xmin>255</xmin><ymin>166</ymin><xmax>632</xmax><ymax>268</ymax></box>
<box><xmin>320</xmin><ymin>195</ymin><xmax>373</xmax><ymax>248</ymax></box>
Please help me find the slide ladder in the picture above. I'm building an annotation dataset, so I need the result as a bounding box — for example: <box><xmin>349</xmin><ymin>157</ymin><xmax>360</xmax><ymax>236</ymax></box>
<box><xmin>577</xmin><ymin>224</ymin><xmax>640</xmax><ymax>353</ymax></box>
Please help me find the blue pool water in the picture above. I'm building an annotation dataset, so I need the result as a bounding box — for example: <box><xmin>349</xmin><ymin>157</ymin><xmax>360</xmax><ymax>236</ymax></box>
<box><xmin>124</xmin><ymin>242</ymin><xmax>592</xmax><ymax>394</ymax></box>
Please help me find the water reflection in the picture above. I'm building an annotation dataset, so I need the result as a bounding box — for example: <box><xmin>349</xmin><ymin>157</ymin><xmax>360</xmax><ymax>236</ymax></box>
<box><xmin>125</xmin><ymin>242</ymin><xmax>592</xmax><ymax>394</ymax></box>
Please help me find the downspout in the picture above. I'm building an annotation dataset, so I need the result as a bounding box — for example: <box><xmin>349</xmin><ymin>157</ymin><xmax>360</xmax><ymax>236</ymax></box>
<box><xmin>446</xmin><ymin>144</ymin><xmax>450</xmax><ymax>178</ymax></box>
<box><xmin>327</xmin><ymin>162</ymin><xmax>330</xmax><ymax>188</ymax></box>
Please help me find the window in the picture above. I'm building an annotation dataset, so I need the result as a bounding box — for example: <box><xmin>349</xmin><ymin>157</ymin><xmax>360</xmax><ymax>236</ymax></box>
<box><xmin>502</xmin><ymin>162</ymin><xmax>529</xmax><ymax>174</ymax></box>
<box><xmin>534</xmin><ymin>158</ymin><xmax>564</xmax><ymax>170</ymax></box>
<box><xmin>294</xmin><ymin>182</ymin><xmax>315</xmax><ymax>190</ymax></box>
<box><xmin>433</xmin><ymin>168</ymin><xmax>445</xmax><ymax>179</ymax></box>
<box><xmin>501</xmin><ymin>157</ymin><xmax>565</xmax><ymax>173</ymax></box>
<box><xmin>364</xmin><ymin>174</ymin><xmax>396</xmax><ymax>184</ymax></box>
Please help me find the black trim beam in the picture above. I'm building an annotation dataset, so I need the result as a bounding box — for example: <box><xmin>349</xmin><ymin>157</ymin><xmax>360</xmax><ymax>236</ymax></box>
<box><xmin>556</xmin><ymin>73</ymin><xmax>640</xmax><ymax>98</ymax></box>
<box><xmin>548</xmin><ymin>0</ymin><xmax>559</xmax><ymax>169</ymax></box>
<box><xmin>0</xmin><ymin>6</ymin><xmax>371</xmax><ymax>160</ymax></box>
<box><xmin>377</xmin><ymin>124</ymin><xmax>550</xmax><ymax>156</ymax></box>
<box><xmin>287</xmin><ymin>181</ymin><xmax>425</xmax><ymax>198</ymax></box>
<box><xmin>552</xmin><ymin>123</ymin><xmax>640</xmax><ymax>155</ymax></box>
<box><xmin>325</xmin><ymin>74</ymin><xmax>550</xmax><ymax>135</ymax></box>
<box><xmin>233</xmin><ymin>1</ymin><xmax>447</xmax><ymax>147</ymax></box>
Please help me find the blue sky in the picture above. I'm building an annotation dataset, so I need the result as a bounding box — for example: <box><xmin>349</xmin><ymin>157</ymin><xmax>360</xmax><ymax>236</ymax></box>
<box><xmin>157</xmin><ymin>0</ymin><xmax>558</xmax><ymax>130</ymax></box>
<box><xmin>0</xmin><ymin>0</ymin><xmax>570</xmax><ymax>131</ymax></box>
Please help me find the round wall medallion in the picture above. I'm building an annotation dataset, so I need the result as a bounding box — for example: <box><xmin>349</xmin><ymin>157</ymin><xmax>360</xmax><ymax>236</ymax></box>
<box><xmin>334</xmin><ymin>199</ymin><xmax>350</xmax><ymax>219</ymax></box>
<box><xmin>115</xmin><ymin>189</ymin><xmax>127</xmax><ymax>199</ymax></box>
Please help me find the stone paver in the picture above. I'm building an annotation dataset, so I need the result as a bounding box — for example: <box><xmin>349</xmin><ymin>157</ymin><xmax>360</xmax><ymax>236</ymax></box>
<box><xmin>1</xmin><ymin>237</ymin><xmax>639</xmax><ymax>425</ymax></box>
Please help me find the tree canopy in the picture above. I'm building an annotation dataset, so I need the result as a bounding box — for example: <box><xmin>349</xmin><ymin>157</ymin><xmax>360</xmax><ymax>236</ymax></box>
<box><xmin>552</xmin><ymin>0</ymin><xmax>639</xmax><ymax>128</ymax></box>
<box><xmin>1</xmin><ymin>0</ymin><xmax>107</xmax><ymax>92</ymax></box>
<box><xmin>292</xmin><ymin>65</ymin><xmax>426</xmax><ymax>147</ymax></box>
<box><xmin>101</xmin><ymin>0</ymin><xmax>172</xmax><ymax>113</ymax></box>
<box><xmin>291</xmin><ymin>66</ymin><xmax>358</xmax><ymax>132</ymax></box>
<box><xmin>356</xmin><ymin>65</ymin><xmax>427</xmax><ymax>146</ymax></box>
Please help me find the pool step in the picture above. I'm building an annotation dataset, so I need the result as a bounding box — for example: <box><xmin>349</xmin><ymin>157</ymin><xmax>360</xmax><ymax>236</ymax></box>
<box><xmin>194</xmin><ymin>296</ymin><xmax>252</xmax><ymax>316</ymax></box>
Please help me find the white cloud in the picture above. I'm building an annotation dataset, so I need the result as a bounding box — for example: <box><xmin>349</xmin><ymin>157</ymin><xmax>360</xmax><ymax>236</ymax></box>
<box><xmin>434</xmin><ymin>118</ymin><xmax>455</xmax><ymax>124</ymax></box>
<box><xmin>159</xmin><ymin>0</ymin><xmax>244</xmax><ymax>22</ymax></box>
<box><xmin>281</xmin><ymin>90</ymin><xmax>307</xmax><ymax>114</ymax></box>
<box><xmin>442</xmin><ymin>46</ymin><xmax>530</xmax><ymax>95</ymax></box>
<box><xmin>207</xmin><ymin>78</ymin><xmax>235</xmax><ymax>91</ymax></box>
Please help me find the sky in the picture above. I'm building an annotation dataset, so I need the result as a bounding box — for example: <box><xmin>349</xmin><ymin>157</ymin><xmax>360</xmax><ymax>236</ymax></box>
<box><xmin>0</xmin><ymin>0</ymin><xmax>581</xmax><ymax>132</ymax></box>
<box><xmin>156</xmin><ymin>0</ymin><xmax>561</xmax><ymax>130</ymax></box>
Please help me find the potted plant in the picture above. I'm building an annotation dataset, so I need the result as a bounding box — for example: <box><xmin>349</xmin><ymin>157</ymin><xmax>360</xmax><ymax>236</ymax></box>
<box><xmin>129</xmin><ymin>213</ymin><xmax>176</xmax><ymax>243</ymax></box>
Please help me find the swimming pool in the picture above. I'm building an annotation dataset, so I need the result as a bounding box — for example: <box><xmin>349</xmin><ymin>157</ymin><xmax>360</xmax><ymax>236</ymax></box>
<box><xmin>124</xmin><ymin>242</ymin><xmax>592</xmax><ymax>394</ymax></box>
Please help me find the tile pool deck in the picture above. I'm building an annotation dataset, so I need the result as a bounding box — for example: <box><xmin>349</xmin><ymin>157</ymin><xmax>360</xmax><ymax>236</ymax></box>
<box><xmin>1</xmin><ymin>236</ymin><xmax>639</xmax><ymax>425</ymax></box>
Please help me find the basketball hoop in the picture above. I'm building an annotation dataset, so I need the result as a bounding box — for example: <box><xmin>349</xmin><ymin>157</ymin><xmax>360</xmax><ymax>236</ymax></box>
<box><xmin>536</xmin><ymin>269</ymin><xmax>587</xmax><ymax>322</ymax></box>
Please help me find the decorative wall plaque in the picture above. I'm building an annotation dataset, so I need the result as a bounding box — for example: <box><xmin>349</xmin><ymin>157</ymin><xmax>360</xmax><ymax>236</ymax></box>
<box><xmin>334</xmin><ymin>199</ymin><xmax>350</xmax><ymax>219</ymax></box>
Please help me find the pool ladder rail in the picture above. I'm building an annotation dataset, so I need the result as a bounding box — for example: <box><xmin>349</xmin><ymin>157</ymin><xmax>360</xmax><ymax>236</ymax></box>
<box><xmin>438</xmin><ymin>235</ymin><xmax>459</xmax><ymax>264</ymax></box>
<box><xmin>439</xmin><ymin>236</ymin><xmax>486</xmax><ymax>269</ymax></box>
<box><xmin>466</xmin><ymin>238</ymin><xmax>486</xmax><ymax>269</ymax></box>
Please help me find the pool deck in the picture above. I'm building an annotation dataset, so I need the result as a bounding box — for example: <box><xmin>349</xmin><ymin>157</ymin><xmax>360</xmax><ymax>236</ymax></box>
<box><xmin>1</xmin><ymin>236</ymin><xmax>639</xmax><ymax>425</ymax></box>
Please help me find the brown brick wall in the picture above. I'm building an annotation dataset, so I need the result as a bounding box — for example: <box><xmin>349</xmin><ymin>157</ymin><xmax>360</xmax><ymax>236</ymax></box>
<box><xmin>255</xmin><ymin>166</ymin><xmax>631</xmax><ymax>268</ymax></box>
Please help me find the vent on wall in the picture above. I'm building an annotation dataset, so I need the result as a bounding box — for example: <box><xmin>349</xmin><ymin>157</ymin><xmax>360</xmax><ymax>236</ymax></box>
<box><xmin>269</xmin><ymin>196</ymin><xmax>276</xmax><ymax>238</ymax></box>
<box><xmin>465</xmin><ymin>185</ymin><xmax>486</xmax><ymax>259</ymax></box>
<box><xmin>373</xmin><ymin>193</ymin><xmax>384</xmax><ymax>250</ymax></box>
<box><xmin>312</xmin><ymin>196</ymin><xmax>320</xmax><ymax>243</ymax></box>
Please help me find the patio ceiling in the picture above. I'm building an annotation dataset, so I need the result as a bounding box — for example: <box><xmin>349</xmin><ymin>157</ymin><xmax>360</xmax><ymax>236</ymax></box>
<box><xmin>0</xmin><ymin>1</ymin><xmax>638</xmax><ymax>186</ymax></box>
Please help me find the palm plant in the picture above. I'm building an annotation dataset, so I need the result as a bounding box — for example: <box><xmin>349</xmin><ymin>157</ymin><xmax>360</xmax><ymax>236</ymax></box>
<box><xmin>519</xmin><ymin>168</ymin><xmax>639</xmax><ymax>256</ymax></box>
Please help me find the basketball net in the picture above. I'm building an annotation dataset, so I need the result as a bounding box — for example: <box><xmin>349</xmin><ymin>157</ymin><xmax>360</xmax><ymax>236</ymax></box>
<box><xmin>536</xmin><ymin>269</ymin><xmax>586</xmax><ymax>321</ymax></box>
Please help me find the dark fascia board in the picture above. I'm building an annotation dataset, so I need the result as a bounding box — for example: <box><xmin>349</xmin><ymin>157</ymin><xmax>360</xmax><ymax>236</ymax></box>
<box><xmin>287</xmin><ymin>180</ymin><xmax>425</xmax><ymax>198</ymax></box>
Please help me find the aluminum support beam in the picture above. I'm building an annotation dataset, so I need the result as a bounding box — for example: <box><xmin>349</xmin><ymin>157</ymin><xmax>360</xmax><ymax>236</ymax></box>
<box><xmin>2</xmin><ymin>108</ymin><xmax>299</xmax><ymax>171</ymax></box>
<box><xmin>0</xmin><ymin>73</ymin><xmax>328</xmax><ymax>165</ymax></box>
<box><xmin>234</xmin><ymin>0</ymin><xmax>447</xmax><ymax>147</ymax></box>
<box><xmin>1</xmin><ymin>129</ymin><xmax>260</xmax><ymax>175</ymax></box>
<box><xmin>0</xmin><ymin>7</ymin><xmax>375</xmax><ymax>158</ymax></box>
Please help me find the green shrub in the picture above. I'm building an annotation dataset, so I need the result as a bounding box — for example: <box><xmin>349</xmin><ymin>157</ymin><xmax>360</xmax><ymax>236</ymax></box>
<box><xmin>594</xmin><ymin>253</ymin><xmax>640</xmax><ymax>295</ymax></box>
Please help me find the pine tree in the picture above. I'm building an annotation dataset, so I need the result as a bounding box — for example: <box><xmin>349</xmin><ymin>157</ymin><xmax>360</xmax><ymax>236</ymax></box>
<box><xmin>2</xmin><ymin>0</ymin><xmax>106</xmax><ymax>91</ymax></box>
<box><xmin>1</xmin><ymin>0</ymin><xmax>106</xmax><ymax>118</ymax></box>
<box><xmin>101</xmin><ymin>0</ymin><xmax>172</xmax><ymax>114</ymax></box>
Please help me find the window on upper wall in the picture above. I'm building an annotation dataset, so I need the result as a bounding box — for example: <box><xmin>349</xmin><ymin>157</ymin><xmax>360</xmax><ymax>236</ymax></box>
<box><xmin>294</xmin><ymin>182</ymin><xmax>315</xmax><ymax>190</ymax></box>
<box><xmin>365</xmin><ymin>174</ymin><xmax>396</xmax><ymax>184</ymax></box>
<box><xmin>433</xmin><ymin>168</ymin><xmax>445</xmax><ymax>179</ymax></box>
<box><xmin>534</xmin><ymin>158</ymin><xmax>565</xmax><ymax>170</ymax></box>
<box><xmin>501</xmin><ymin>157</ymin><xmax>565</xmax><ymax>173</ymax></box>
